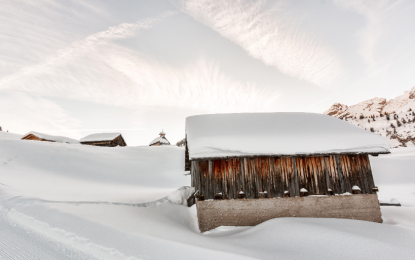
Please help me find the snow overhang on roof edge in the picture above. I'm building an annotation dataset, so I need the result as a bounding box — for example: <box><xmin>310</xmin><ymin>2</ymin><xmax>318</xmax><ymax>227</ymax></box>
<box><xmin>189</xmin><ymin>151</ymin><xmax>390</xmax><ymax>161</ymax></box>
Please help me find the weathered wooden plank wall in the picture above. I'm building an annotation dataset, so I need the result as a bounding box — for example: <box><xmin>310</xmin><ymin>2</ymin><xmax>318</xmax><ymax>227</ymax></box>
<box><xmin>191</xmin><ymin>154</ymin><xmax>376</xmax><ymax>200</ymax></box>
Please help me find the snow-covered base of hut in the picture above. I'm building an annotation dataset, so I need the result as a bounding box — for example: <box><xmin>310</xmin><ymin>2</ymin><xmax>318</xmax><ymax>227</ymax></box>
<box><xmin>196</xmin><ymin>194</ymin><xmax>382</xmax><ymax>232</ymax></box>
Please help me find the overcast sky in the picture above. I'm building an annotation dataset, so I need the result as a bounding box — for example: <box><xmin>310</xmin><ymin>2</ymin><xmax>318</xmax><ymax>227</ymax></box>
<box><xmin>1</xmin><ymin>0</ymin><xmax>415</xmax><ymax>146</ymax></box>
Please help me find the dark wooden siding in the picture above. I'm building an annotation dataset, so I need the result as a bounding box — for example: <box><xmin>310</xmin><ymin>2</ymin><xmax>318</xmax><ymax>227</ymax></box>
<box><xmin>191</xmin><ymin>155</ymin><xmax>375</xmax><ymax>200</ymax></box>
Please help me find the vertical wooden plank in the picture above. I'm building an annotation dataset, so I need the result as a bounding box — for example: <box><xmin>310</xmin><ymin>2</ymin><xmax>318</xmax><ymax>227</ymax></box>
<box><xmin>208</xmin><ymin>160</ymin><xmax>213</xmax><ymax>200</ymax></box>
<box><xmin>274</xmin><ymin>158</ymin><xmax>282</xmax><ymax>198</ymax></box>
<box><xmin>335</xmin><ymin>155</ymin><xmax>345</xmax><ymax>194</ymax></box>
<box><xmin>268</xmin><ymin>158</ymin><xmax>274</xmax><ymax>198</ymax></box>
<box><xmin>339</xmin><ymin>155</ymin><xmax>352</xmax><ymax>193</ymax></box>
<box><xmin>243</xmin><ymin>158</ymin><xmax>250</xmax><ymax>199</ymax></box>
<box><xmin>328</xmin><ymin>156</ymin><xmax>339</xmax><ymax>194</ymax></box>
<box><xmin>362</xmin><ymin>155</ymin><xmax>375</xmax><ymax>192</ymax></box>
<box><xmin>356</xmin><ymin>155</ymin><xmax>369</xmax><ymax>194</ymax></box>
<box><xmin>323</xmin><ymin>157</ymin><xmax>330</xmax><ymax>193</ymax></box>
<box><xmin>293</xmin><ymin>157</ymin><xmax>300</xmax><ymax>197</ymax></box>
<box><xmin>234</xmin><ymin>159</ymin><xmax>239</xmax><ymax>199</ymax></box>
<box><xmin>240</xmin><ymin>158</ymin><xmax>246</xmax><ymax>197</ymax></box>
<box><xmin>291</xmin><ymin>157</ymin><xmax>296</xmax><ymax>197</ymax></box>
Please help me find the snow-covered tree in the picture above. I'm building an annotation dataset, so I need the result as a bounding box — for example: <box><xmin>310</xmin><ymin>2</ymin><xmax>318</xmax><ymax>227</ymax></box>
<box><xmin>176</xmin><ymin>138</ymin><xmax>186</xmax><ymax>147</ymax></box>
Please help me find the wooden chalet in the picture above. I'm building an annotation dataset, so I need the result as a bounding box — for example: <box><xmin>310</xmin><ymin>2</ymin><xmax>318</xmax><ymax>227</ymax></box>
<box><xmin>149</xmin><ymin>130</ymin><xmax>170</xmax><ymax>146</ymax></box>
<box><xmin>185</xmin><ymin>113</ymin><xmax>391</xmax><ymax>232</ymax></box>
<box><xmin>80</xmin><ymin>133</ymin><xmax>126</xmax><ymax>147</ymax></box>
<box><xmin>22</xmin><ymin>131</ymin><xmax>79</xmax><ymax>144</ymax></box>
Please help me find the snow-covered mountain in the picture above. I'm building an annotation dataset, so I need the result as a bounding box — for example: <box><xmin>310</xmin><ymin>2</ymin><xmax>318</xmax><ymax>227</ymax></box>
<box><xmin>324</xmin><ymin>87</ymin><xmax>415</xmax><ymax>148</ymax></box>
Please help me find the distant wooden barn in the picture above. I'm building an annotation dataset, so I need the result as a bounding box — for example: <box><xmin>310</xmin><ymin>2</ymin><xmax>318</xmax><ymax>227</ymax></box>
<box><xmin>185</xmin><ymin>113</ymin><xmax>391</xmax><ymax>232</ymax></box>
<box><xmin>149</xmin><ymin>130</ymin><xmax>170</xmax><ymax>146</ymax></box>
<box><xmin>22</xmin><ymin>131</ymin><xmax>79</xmax><ymax>144</ymax></box>
<box><xmin>80</xmin><ymin>133</ymin><xmax>126</xmax><ymax>147</ymax></box>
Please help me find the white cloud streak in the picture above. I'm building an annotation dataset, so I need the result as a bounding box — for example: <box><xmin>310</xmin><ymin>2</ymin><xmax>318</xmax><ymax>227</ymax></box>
<box><xmin>170</xmin><ymin>0</ymin><xmax>346</xmax><ymax>89</ymax></box>
<box><xmin>0</xmin><ymin>11</ymin><xmax>176</xmax><ymax>88</ymax></box>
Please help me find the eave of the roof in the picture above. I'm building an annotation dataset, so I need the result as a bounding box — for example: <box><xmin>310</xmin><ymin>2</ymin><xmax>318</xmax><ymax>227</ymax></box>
<box><xmin>189</xmin><ymin>151</ymin><xmax>390</xmax><ymax>161</ymax></box>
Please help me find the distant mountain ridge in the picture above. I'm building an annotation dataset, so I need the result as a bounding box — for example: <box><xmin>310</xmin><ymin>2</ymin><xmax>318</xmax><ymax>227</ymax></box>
<box><xmin>324</xmin><ymin>87</ymin><xmax>415</xmax><ymax>148</ymax></box>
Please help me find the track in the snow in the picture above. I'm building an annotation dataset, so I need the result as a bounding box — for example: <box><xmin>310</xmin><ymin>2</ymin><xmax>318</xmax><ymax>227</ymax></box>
<box><xmin>0</xmin><ymin>215</ymin><xmax>93</xmax><ymax>260</ymax></box>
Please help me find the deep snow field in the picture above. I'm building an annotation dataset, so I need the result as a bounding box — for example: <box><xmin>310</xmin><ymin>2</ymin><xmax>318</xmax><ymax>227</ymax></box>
<box><xmin>1</xmin><ymin>131</ymin><xmax>415</xmax><ymax>260</ymax></box>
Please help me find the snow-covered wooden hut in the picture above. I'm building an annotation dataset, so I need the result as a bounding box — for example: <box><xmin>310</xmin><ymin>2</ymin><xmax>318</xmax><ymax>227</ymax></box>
<box><xmin>22</xmin><ymin>131</ymin><xmax>79</xmax><ymax>144</ymax></box>
<box><xmin>80</xmin><ymin>133</ymin><xmax>126</xmax><ymax>147</ymax></box>
<box><xmin>149</xmin><ymin>130</ymin><xmax>170</xmax><ymax>146</ymax></box>
<box><xmin>185</xmin><ymin>113</ymin><xmax>390</xmax><ymax>232</ymax></box>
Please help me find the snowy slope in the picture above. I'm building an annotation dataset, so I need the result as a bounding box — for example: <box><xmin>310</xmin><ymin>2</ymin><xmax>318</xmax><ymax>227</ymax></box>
<box><xmin>0</xmin><ymin>131</ymin><xmax>22</xmax><ymax>140</ymax></box>
<box><xmin>1</xmin><ymin>137</ymin><xmax>415</xmax><ymax>259</ymax></box>
<box><xmin>324</xmin><ymin>87</ymin><xmax>415</xmax><ymax>148</ymax></box>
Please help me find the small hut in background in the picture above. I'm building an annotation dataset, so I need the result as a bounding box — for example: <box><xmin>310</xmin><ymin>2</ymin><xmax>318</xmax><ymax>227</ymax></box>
<box><xmin>186</xmin><ymin>113</ymin><xmax>390</xmax><ymax>232</ymax></box>
<box><xmin>149</xmin><ymin>130</ymin><xmax>170</xmax><ymax>146</ymax></box>
<box><xmin>80</xmin><ymin>133</ymin><xmax>126</xmax><ymax>147</ymax></box>
<box><xmin>22</xmin><ymin>131</ymin><xmax>79</xmax><ymax>144</ymax></box>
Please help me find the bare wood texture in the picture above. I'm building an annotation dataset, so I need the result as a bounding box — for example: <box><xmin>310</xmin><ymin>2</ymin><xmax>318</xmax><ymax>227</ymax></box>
<box><xmin>192</xmin><ymin>154</ymin><xmax>377</xmax><ymax>199</ymax></box>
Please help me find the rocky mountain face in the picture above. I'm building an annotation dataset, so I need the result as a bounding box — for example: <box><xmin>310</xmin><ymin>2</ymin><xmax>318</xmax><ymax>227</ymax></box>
<box><xmin>324</xmin><ymin>86</ymin><xmax>415</xmax><ymax>148</ymax></box>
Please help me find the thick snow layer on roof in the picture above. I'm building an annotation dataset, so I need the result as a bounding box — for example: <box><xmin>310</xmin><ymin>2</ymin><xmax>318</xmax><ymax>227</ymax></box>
<box><xmin>186</xmin><ymin>113</ymin><xmax>390</xmax><ymax>159</ymax></box>
<box><xmin>23</xmin><ymin>131</ymin><xmax>79</xmax><ymax>144</ymax></box>
<box><xmin>80</xmin><ymin>133</ymin><xmax>122</xmax><ymax>142</ymax></box>
<box><xmin>150</xmin><ymin>136</ymin><xmax>170</xmax><ymax>145</ymax></box>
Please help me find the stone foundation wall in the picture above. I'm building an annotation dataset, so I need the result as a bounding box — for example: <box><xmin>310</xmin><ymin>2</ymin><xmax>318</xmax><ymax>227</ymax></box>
<box><xmin>196</xmin><ymin>194</ymin><xmax>382</xmax><ymax>232</ymax></box>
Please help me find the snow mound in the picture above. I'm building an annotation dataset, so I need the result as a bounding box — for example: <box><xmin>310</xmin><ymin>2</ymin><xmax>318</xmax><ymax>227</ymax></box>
<box><xmin>80</xmin><ymin>133</ymin><xmax>122</xmax><ymax>142</ymax></box>
<box><xmin>168</xmin><ymin>186</ymin><xmax>195</xmax><ymax>206</ymax></box>
<box><xmin>186</xmin><ymin>113</ymin><xmax>390</xmax><ymax>159</ymax></box>
<box><xmin>23</xmin><ymin>131</ymin><xmax>79</xmax><ymax>144</ymax></box>
<box><xmin>0</xmin><ymin>131</ymin><xmax>22</xmax><ymax>140</ymax></box>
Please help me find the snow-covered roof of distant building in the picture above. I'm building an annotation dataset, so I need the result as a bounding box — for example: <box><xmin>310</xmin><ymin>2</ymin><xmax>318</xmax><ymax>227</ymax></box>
<box><xmin>80</xmin><ymin>133</ymin><xmax>123</xmax><ymax>143</ymax></box>
<box><xmin>149</xmin><ymin>136</ymin><xmax>170</xmax><ymax>146</ymax></box>
<box><xmin>159</xmin><ymin>130</ymin><xmax>166</xmax><ymax>135</ymax></box>
<box><xmin>185</xmin><ymin>113</ymin><xmax>391</xmax><ymax>160</ymax></box>
<box><xmin>23</xmin><ymin>131</ymin><xmax>79</xmax><ymax>144</ymax></box>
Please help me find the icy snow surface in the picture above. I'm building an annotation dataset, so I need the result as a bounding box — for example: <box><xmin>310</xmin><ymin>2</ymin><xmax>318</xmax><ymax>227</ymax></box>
<box><xmin>186</xmin><ymin>113</ymin><xmax>390</xmax><ymax>159</ymax></box>
<box><xmin>1</xmin><ymin>133</ymin><xmax>415</xmax><ymax>259</ymax></box>
<box><xmin>23</xmin><ymin>131</ymin><xmax>79</xmax><ymax>144</ymax></box>
<box><xmin>80</xmin><ymin>133</ymin><xmax>122</xmax><ymax>143</ymax></box>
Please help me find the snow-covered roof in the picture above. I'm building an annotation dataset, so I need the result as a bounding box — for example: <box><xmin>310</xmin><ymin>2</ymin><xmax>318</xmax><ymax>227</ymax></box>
<box><xmin>23</xmin><ymin>131</ymin><xmax>79</xmax><ymax>144</ymax></box>
<box><xmin>80</xmin><ymin>133</ymin><xmax>122</xmax><ymax>143</ymax></box>
<box><xmin>159</xmin><ymin>130</ymin><xmax>166</xmax><ymax>135</ymax></box>
<box><xmin>149</xmin><ymin>136</ymin><xmax>170</xmax><ymax>146</ymax></box>
<box><xmin>185</xmin><ymin>113</ymin><xmax>391</xmax><ymax>159</ymax></box>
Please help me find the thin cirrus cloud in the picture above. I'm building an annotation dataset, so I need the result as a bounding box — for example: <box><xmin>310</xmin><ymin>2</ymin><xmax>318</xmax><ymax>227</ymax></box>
<box><xmin>5</xmin><ymin>42</ymin><xmax>282</xmax><ymax>113</ymax></box>
<box><xmin>0</xmin><ymin>11</ymin><xmax>176</xmax><ymax>89</ymax></box>
<box><xmin>333</xmin><ymin>0</ymin><xmax>398</xmax><ymax>65</ymax></box>
<box><xmin>170</xmin><ymin>0</ymin><xmax>346</xmax><ymax>89</ymax></box>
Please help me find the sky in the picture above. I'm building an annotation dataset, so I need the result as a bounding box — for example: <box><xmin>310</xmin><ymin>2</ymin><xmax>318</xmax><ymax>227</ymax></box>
<box><xmin>1</xmin><ymin>0</ymin><xmax>415</xmax><ymax>146</ymax></box>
